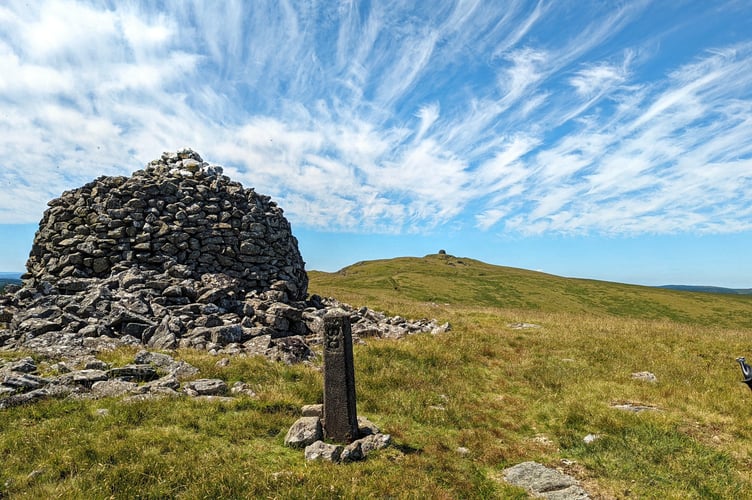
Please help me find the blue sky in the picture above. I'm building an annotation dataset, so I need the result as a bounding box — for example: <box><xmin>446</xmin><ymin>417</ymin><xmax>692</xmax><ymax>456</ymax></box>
<box><xmin>1</xmin><ymin>1</ymin><xmax>751</xmax><ymax>287</ymax></box>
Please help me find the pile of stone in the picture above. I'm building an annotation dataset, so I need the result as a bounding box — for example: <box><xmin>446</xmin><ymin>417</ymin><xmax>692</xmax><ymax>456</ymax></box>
<box><xmin>0</xmin><ymin>350</ymin><xmax>253</xmax><ymax>409</ymax></box>
<box><xmin>284</xmin><ymin>404</ymin><xmax>392</xmax><ymax>463</ymax></box>
<box><xmin>0</xmin><ymin>149</ymin><xmax>449</xmax><ymax>363</ymax></box>
<box><xmin>306</xmin><ymin>296</ymin><xmax>451</xmax><ymax>344</ymax></box>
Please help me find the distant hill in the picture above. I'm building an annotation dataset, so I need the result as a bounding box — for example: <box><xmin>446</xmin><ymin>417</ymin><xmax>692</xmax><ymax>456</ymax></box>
<box><xmin>0</xmin><ymin>273</ymin><xmax>22</xmax><ymax>293</ymax></box>
<box><xmin>658</xmin><ymin>285</ymin><xmax>752</xmax><ymax>295</ymax></box>
<box><xmin>309</xmin><ymin>254</ymin><xmax>752</xmax><ymax>329</ymax></box>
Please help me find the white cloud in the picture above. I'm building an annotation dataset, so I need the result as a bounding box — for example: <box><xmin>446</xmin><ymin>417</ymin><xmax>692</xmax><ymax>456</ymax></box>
<box><xmin>0</xmin><ymin>0</ymin><xmax>749</xmax><ymax>242</ymax></box>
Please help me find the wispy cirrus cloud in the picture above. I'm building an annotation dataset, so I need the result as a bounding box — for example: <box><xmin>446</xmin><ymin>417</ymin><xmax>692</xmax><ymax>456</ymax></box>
<box><xmin>0</xmin><ymin>0</ymin><xmax>749</xmax><ymax>244</ymax></box>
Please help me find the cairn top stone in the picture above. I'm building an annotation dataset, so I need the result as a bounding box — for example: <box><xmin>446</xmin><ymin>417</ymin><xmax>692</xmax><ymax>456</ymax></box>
<box><xmin>24</xmin><ymin>148</ymin><xmax>307</xmax><ymax>300</ymax></box>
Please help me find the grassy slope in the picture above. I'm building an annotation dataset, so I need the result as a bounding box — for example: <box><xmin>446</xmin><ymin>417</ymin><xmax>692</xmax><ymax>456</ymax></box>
<box><xmin>2</xmin><ymin>254</ymin><xmax>752</xmax><ymax>498</ymax></box>
<box><xmin>310</xmin><ymin>254</ymin><xmax>752</xmax><ymax>328</ymax></box>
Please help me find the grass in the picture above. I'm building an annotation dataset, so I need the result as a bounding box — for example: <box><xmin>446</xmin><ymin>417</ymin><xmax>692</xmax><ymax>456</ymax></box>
<box><xmin>2</xmin><ymin>253</ymin><xmax>752</xmax><ymax>497</ymax></box>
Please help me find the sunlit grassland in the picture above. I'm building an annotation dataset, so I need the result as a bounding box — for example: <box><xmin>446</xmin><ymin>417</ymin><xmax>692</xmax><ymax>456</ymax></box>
<box><xmin>2</xmin><ymin>254</ymin><xmax>752</xmax><ymax>497</ymax></box>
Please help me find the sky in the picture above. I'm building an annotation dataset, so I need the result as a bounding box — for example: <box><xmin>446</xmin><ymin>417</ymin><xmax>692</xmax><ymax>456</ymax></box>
<box><xmin>1</xmin><ymin>1</ymin><xmax>751</xmax><ymax>287</ymax></box>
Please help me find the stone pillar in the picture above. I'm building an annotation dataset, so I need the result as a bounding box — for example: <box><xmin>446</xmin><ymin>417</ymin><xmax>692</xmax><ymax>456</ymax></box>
<box><xmin>322</xmin><ymin>309</ymin><xmax>358</xmax><ymax>443</ymax></box>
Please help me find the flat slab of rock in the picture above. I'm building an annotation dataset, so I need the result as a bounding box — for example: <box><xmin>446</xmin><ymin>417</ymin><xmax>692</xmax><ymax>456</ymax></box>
<box><xmin>183</xmin><ymin>378</ymin><xmax>227</xmax><ymax>396</ymax></box>
<box><xmin>502</xmin><ymin>461</ymin><xmax>589</xmax><ymax>499</ymax></box>
<box><xmin>610</xmin><ymin>402</ymin><xmax>661</xmax><ymax>412</ymax></box>
<box><xmin>631</xmin><ymin>371</ymin><xmax>658</xmax><ymax>383</ymax></box>
<box><xmin>304</xmin><ymin>440</ymin><xmax>343</xmax><ymax>462</ymax></box>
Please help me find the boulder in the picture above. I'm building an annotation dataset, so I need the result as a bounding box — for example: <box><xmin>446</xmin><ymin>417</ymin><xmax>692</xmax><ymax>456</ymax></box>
<box><xmin>284</xmin><ymin>416</ymin><xmax>323</xmax><ymax>448</ymax></box>
<box><xmin>304</xmin><ymin>441</ymin><xmax>343</xmax><ymax>462</ymax></box>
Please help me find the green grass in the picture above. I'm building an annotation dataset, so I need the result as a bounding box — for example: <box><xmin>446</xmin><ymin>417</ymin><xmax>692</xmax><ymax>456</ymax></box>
<box><xmin>2</xmin><ymin>254</ymin><xmax>752</xmax><ymax>497</ymax></box>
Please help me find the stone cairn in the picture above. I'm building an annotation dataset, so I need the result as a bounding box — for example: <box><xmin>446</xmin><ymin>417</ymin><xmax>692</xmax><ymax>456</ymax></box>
<box><xmin>0</xmin><ymin>149</ymin><xmax>449</xmax><ymax>406</ymax></box>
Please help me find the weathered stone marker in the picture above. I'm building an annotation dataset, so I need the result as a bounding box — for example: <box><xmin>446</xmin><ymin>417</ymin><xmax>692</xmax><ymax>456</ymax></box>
<box><xmin>322</xmin><ymin>309</ymin><xmax>359</xmax><ymax>442</ymax></box>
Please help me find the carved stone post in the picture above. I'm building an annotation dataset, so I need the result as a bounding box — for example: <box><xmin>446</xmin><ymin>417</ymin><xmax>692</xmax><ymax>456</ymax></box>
<box><xmin>322</xmin><ymin>309</ymin><xmax>359</xmax><ymax>442</ymax></box>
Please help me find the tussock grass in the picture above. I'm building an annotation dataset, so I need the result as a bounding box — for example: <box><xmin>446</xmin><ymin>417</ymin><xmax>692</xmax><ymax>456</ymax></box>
<box><xmin>2</xmin><ymin>254</ymin><xmax>752</xmax><ymax>497</ymax></box>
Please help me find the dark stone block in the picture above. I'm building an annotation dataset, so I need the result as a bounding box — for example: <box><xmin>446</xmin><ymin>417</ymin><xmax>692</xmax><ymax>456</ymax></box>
<box><xmin>322</xmin><ymin>310</ymin><xmax>358</xmax><ymax>443</ymax></box>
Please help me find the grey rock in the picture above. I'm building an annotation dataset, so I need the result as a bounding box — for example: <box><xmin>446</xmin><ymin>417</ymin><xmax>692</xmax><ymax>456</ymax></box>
<box><xmin>183</xmin><ymin>378</ymin><xmax>227</xmax><ymax>396</ymax></box>
<box><xmin>357</xmin><ymin>416</ymin><xmax>381</xmax><ymax>436</ymax></box>
<box><xmin>230</xmin><ymin>381</ymin><xmax>257</xmax><ymax>397</ymax></box>
<box><xmin>106</xmin><ymin>364</ymin><xmax>158</xmax><ymax>382</ymax></box>
<box><xmin>0</xmin><ymin>388</ymin><xmax>51</xmax><ymax>409</ymax></box>
<box><xmin>285</xmin><ymin>416</ymin><xmax>323</xmax><ymax>448</ymax></box>
<box><xmin>341</xmin><ymin>441</ymin><xmax>363</xmax><ymax>462</ymax></box>
<box><xmin>355</xmin><ymin>433</ymin><xmax>392</xmax><ymax>455</ymax></box>
<box><xmin>502</xmin><ymin>461</ymin><xmax>589</xmax><ymax>499</ymax></box>
<box><xmin>134</xmin><ymin>350</ymin><xmax>198</xmax><ymax>380</ymax></box>
<box><xmin>166</xmin><ymin>360</ymin><xmax>200</xmax><ymax>380</ymax></box>
<box><xmin>84</xmin><ymin>359</ymin><xmax>110</xmax><ymax>370</ymax></box>
<box><xmin>631</xmin><ymin>371</ymin><xmax>658</xmax><ymax>383</ymax></box>
<box><xmin>611</xmin><ymin>403</ymin><xmax>661</xmax><ymax>412</ymax></box>
<box><xmin>301</xmin><ymin>404</ymin><xmax>323</xmax><ymax>417</ymax></box>
<box><xmin>143</xmin><ymin>375</ymin><xmax>180</xmax><ymax>392</ymax></box>
<box><xmin>9</xmin><ymin>357</ymin><xmax>37</xmax><ymax>373</ymax></box>
<box><xmin>2</xmin><ymin>373</ymin><xmax>48</xmax><ymax>391</ymax></box>
<box><xmin>134</xmin><ymin>350</ymin><xmax>174</xmax><ymax>367</ymax></box>
<box><xmin>267</xmin><ymin>336</ymin><xmax>313</xmax><ymax>365</ymax></box>
<box><xmin>304</xmin><ymin>440</ymin><xmax>343</xmax><ymax>462</ymax></box>
<box><xmin>60</xmin><ymin>369</ymin><xmax>109</xmax><ymax>387</ymax></box>
<box><xmin>187</xmin><ymin>324</ymin><xmax>243</xmax><ymax>345</ymax></box>
<box><xmin>91</xmin><ymin>379</ymin><xmax>138</xmax><ymax>397</ymax></box>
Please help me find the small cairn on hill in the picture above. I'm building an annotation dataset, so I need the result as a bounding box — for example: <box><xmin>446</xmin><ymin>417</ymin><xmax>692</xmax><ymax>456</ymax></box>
<box><xmin>0</xmin><ymin>149</ymin><xmax>449</xmax><ymax>363</ymax></box>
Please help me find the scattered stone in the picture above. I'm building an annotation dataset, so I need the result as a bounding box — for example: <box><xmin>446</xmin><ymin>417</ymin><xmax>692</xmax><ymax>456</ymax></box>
<box><xmin>631</xmin><ymin>371</ymin><xmax>658</xmax><ymax>383</ymax></box>
<box><xmin>502</xmin><ymin>461</ymin><xmax>590</xmax><ymax>499</ymax></box>
<box><xmin>285</xmin><ymin>405</ymin><xmax>391</xmax><ymax>462</ymax></box>
<box><xmin>133</xmin><ymin>350</ymin><xmax>173</xmax><ymax>367</ymax></box>
<box><xmin>191</xmin><ymin>395</ymin><xmax>234</xmax><ymax>403</ymax></box>
<box><xmin>456</xmin><ymin>446</ymin><xmax>470</xmax><ymax>456</ymax></box>
<box><xmin>284</xmin><ymin>416</ymin><xmax>323</xmax><ymax>448</ymax></box>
